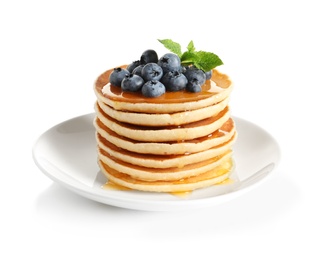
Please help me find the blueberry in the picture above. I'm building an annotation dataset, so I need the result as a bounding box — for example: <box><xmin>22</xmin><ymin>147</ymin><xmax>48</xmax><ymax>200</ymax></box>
<box><xmin>205</xmin><ymin>70</ymin><xmax>212</xmax><ymax>80</ymax></box>
<box><xmin>141</xmin><ymin>63</ymin><xmax>163</xmax><ymax>81</ymax></box>
<box><xmin>161</xmin><ymin>71</ymin><xmax>188</xmax><ymax>92</ymax></box>
<box><xmin>186</xmin><ymin>82</ymin><xmax>202</xmax><ymax>93</ymax></box>
<box><xmin>109</xmin><ymin>67</ymin><xmax>129</xmax><ymax>87</ymax></box>
<box><xmin>121</xmin><ymin>74</ymin><xmax>144</xmax><ymax>92</ymax></box>
<box><xmin>183</xmin><ymin>66</ymin><xmax>206</xmax><ymax>87</ymax></box>
<box><xmin>158</xmin><ymin>53</ymin><xmax>181</xmax><ymax>74</ymax></box>
<box><xmin>126</xmin><ymin>60</ymin><xmax>140</xmax><ymax>73</ymax></box>
<box><xmin>140</xmin><ymin>49</ymin><xmax>158</xmax><ymax>64</ymax></box>
<box><xmin>142</xmin><ymin>80</ymin><xmax>165</xmax><ymax>97</ymax></box>
<box><xmin>132</xmin><ymin>65</ymin><xmax>145</xmax><ymax>77</ymax></box>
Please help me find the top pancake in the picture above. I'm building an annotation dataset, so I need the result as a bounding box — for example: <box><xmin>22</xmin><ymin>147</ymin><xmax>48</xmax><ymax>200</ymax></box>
<box><xmin>94</xmin><ymin>67</ymin><xmax>233</xmax><ymax>114</ymax></box>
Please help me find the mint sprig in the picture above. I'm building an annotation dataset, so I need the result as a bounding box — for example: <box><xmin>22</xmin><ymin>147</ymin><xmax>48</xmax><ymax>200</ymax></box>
<box><xmin>158</xmin><ymin>39</ymin><xmax>223</xmax><ymax>72</ymax></box>
<box><xmin>158</xmin><ymin>39</ymin><xmax>182</xmax><ymax>57</ymax></box>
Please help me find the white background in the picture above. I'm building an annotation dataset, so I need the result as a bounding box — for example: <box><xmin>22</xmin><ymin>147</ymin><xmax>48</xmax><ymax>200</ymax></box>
<box><xmin>1</xmin><ymin>0</ymin><xmax>318</xmax><ymax>259</ymax></box>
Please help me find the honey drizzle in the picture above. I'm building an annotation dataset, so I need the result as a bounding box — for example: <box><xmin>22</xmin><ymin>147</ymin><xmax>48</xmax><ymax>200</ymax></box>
<box><xmin>95</xmin><ymin>66</ymin><xmax>231</xmax><ymax>105</ymax></box>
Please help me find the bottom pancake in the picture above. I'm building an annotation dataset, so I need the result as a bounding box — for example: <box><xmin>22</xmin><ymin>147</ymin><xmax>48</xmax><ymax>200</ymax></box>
<box><xmin>98</xmin><ymin>158</ymin><xmax>234</xmax><ymax>192</ymax></box>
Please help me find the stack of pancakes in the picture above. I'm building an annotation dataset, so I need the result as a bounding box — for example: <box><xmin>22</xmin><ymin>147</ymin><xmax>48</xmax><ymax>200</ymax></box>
<box><xmin>93</xmin><ymin>68</ymin><xmax>236</xmax><ymax>192</ymax></box>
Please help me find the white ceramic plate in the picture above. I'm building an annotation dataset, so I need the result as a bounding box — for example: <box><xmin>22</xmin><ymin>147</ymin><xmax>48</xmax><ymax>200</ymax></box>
<box><xmin>32</xmin><ymin>113</ymin><xmax>280</xmax><ymax>211</ymax></box>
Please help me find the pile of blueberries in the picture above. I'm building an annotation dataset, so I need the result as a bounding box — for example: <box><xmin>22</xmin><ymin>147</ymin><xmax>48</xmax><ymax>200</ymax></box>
<box><xmin>109</xmin><ymin>49</ymin><xmax>212</xmax><ymax>97</ymax></box>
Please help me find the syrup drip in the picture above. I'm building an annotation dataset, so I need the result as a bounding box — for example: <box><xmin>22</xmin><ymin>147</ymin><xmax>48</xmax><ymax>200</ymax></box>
<box><xmin>95</xmin><ymin>66</ymin><xmax>232</xmax><ymax>104</ymax></box>
<box><xmin>169</xmin><ymin>191</ymin><xmax>192</xmax><ymax>198</ymax></box>
<box><xmin>216</xmin><ymin>178</ymin><xmax>234</xmax><ymax>185</ymax></box>
<box><xmin>102</xmin><ymin>181</ymin><xmax>192</xmax><ymax>198</ymax></box>
<box><xmin>102</xmin><ymin>181</ymin><xmax>131</xmax><ymax>191</ymax></box>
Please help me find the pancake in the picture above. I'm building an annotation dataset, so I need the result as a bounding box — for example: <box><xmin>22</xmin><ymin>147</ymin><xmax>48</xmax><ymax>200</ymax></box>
<box><xmin>98</xmin><ymin>149</ymin><xmax>232</xmax><ymax>181</ymax></box>
<box><xmin>96</xmin><ymin>131</ymin><xmax>236</xmax><ymax>169</ymax></box>
<box><xmin>96</xmin><ymin>96</ymin><xmax>230</xmax><ymax>126</ymax></box>
<box><xmin>98</xmin><ymin>158</ymin><xmax>233</xmax><ymax>192</ymax></box>
<box><xmin>94</xmin><ymin>68</ymin><xmax>233</xmax><ymax>113</ymax></box>
<box><xmin>95</xmin><ymin>102</ymin><xmax>231</xmax><ymax>142</ymax></box>
<box><xmin>94</xmin><ymin>117</ymin><xmax>236</xmax><ymax>155</ymax></box>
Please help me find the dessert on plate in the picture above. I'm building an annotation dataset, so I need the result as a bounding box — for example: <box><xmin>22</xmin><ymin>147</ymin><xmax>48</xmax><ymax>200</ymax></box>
<box><xmin>93</xmin><ymin>39</ymin><xmax>236</xmax><ymax>192</ymax></box>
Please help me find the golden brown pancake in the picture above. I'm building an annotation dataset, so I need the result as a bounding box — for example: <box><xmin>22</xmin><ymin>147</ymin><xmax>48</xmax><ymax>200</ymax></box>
<box><xmin>94</xmin><ymin>68</ymin><xmax>233</xmax><ymax>113</ymax></box>
<box><xmin>98</xmin><ymin>149</ymin><xmax>233</xmax><ymax>181</ymax></box>
<box><xmin>96</xmin><ymin>131</ymin><xmax>236</xmax><ymax>169</ymax></box>
<box><xmin>95</xmin><ymin>102</ymin><xmax>231</xmax><ymax>142</ymax></box>
<box><xmin>94</xmin><ymin>117</ymin><xmax>236</xmax><ymax>155</ymax></box>
<box><xmin>96</xmin><ymin>97</ymin><xmax>230</xmax><ymax>126</ymax></box>
<box><xmin>98</xmin><ymin>158</ymin><xmax>233</xmax><ymax>192</ymax></box>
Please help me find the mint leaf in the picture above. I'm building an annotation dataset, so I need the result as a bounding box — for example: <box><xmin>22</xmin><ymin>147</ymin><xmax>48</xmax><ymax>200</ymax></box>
<box><xmin>187</xmin><ymin>40</ymin><xmax>195</xmax><ymax>53</ymax></box>
<box><xmin>158</xmin><ymin>39</ymin><xmax>223</xmax><ymax>71</ymax></box>
<box><xmin>181</xmin><ymin>51</ymin><xmax>197</xmax><ymax>66</ymax></box>
<box><xmin>181</xmin><ymin>41</ymin><xmax>196</xmax><ymax>65</ymax></box>
<box><xmin>192</xmin><ymin>51</ymin><xmax>224</xmax><ymax>71</ymax></box>
<box><xmin>158</xmin><ymin>39</ymin><xmax>182</xmax><ymax>57</ymax></box>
